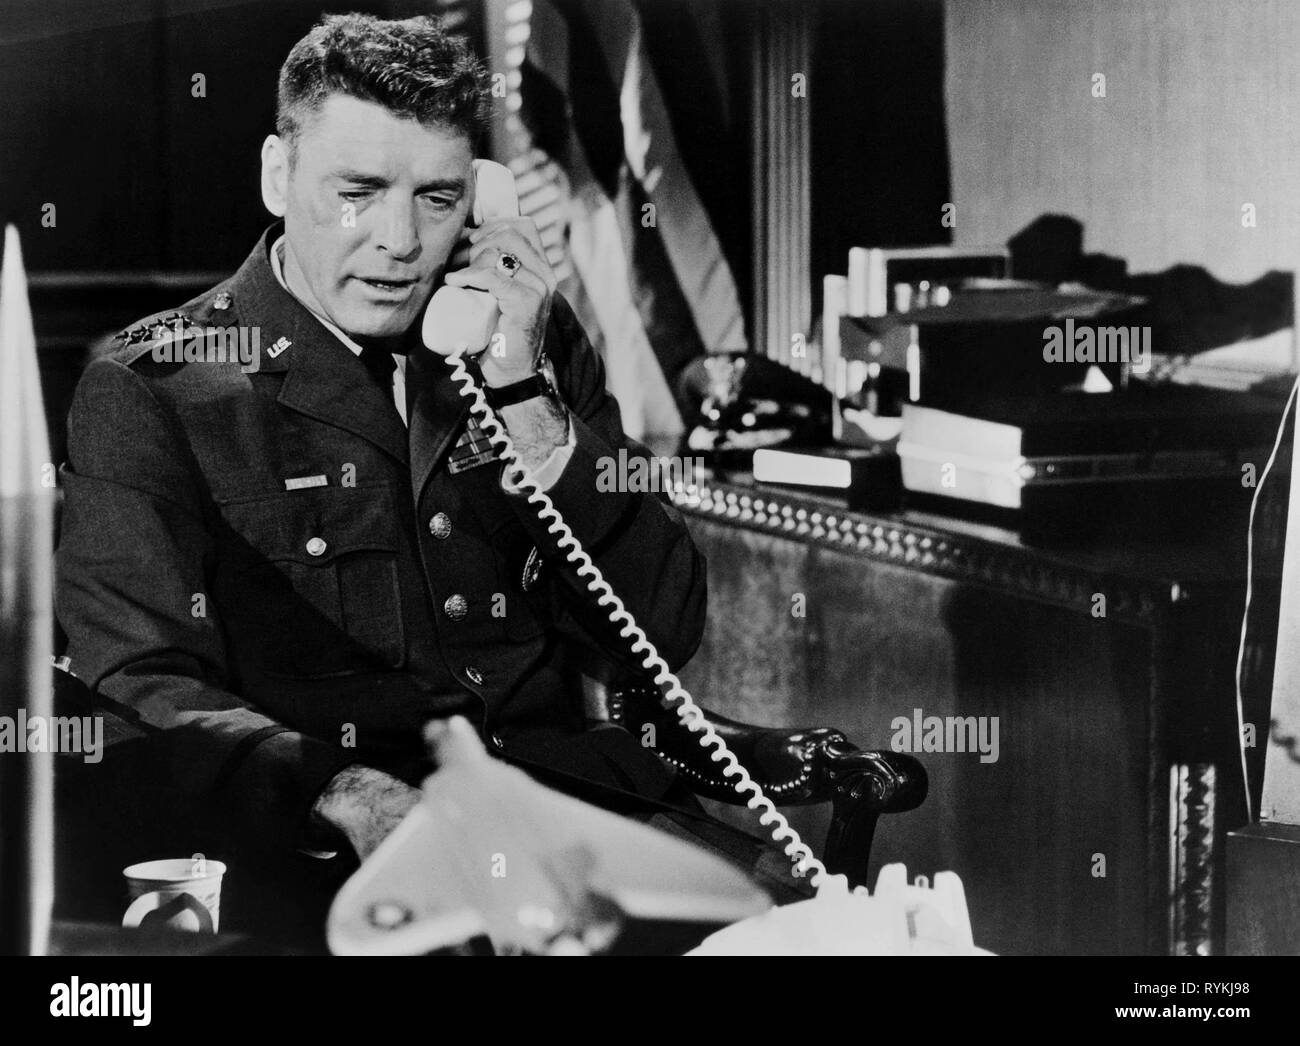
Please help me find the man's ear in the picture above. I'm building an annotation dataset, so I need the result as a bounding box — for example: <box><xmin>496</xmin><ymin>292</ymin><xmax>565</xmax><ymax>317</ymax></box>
<box><xmin>260</xmin><ymin>134</ymin><xmax>289</xmax><ymax>218</ymax></box>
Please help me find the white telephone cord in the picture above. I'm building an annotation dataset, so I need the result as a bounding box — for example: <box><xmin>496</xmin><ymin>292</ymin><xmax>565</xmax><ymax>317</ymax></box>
<box><xmin>445</xmin><ymin>350</ymin><xmax>848</xmax><ymax>895</ymax></box>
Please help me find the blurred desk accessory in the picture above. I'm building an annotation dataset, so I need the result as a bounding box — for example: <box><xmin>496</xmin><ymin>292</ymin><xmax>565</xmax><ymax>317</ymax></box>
<box><xmin>677</xmin><ymin>342</ymin><xmax>904</xmax><ymax>504</ymax></box>
<box><xmin>752</xmin><ymin>445</ymin><xmax>902</xmax><ymax>512</ymax></box>
<box><xmin>847</xmin><ymin>245</ymin><xmax>1011</xmax><ymax>321</ymax></box>
<box><xmin>839</xmin><ymin>281</ymin><xmax>1148</xmax><ymax>413</ymax></box>
<box><xmin>897</xmin><ymin>384</ymin><xmax>1278</xmax><ymax>542</ymax></box>
<box><xmin>690</xmin><ymin>863</ymin><xmax>989</xmax><ymax>956</ymax></box>
<box><xmin>679</xmin><ymin>353</ymin><xmax>834</xmax><ymax>473</ymax></box>
<box><xmin>326</xmin><ymin>717</ymin><xmax>771</xmax><ymax>956</ymax></box>
<box><xmin>121</xmin><ymin>858</ymin><xmax>226</xmax><ymax>935</ymax></box>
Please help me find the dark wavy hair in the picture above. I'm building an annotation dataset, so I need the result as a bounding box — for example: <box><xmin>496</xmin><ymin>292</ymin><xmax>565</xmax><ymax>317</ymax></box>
<box><xmin>276</xmin><ymin>13</ymin><xmax>491</xmax><ymax>159</ymax></box>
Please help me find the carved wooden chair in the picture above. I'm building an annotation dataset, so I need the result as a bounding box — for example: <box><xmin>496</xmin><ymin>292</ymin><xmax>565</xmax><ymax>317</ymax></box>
<box><xmin>586</xmin><ymin>673</ymin><xmax>927</xmax><ymax>888</ymax></box>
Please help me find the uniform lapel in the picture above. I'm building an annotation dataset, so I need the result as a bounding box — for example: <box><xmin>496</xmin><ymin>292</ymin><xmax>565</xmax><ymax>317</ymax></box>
<box><xmin>277</xmin><ymin>333</ymin><xmax>410</xmax><ymax>467</ymax></box>
<box><xmin>407</xmin><ymin>348</ymin><xmax>472</xmax><ymax>505</ymax></box>
<box><xmin>230</xmin><ymin>227</ymin><xmax>409</xmax><ymax>467</ymax></box>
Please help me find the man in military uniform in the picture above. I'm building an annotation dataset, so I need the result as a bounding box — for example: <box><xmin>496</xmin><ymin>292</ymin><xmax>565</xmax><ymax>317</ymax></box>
<box><xmin>55</xmin><ymin>13</ymin><xmax>720</xmax><ymax>941</ymax></box>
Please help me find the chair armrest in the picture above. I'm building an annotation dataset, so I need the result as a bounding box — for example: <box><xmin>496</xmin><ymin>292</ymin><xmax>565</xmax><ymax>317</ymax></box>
<box><xmin>607</xmin><ymin>683</ymin><xmax>927</xmax><ymax>812</ymax></box>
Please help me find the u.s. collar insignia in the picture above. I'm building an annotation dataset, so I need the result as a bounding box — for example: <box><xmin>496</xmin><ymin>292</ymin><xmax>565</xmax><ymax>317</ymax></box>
<box><xmin>267</xmin><ymin>336</ymin><xmax>292</xmax><ymax>358</ymax></box>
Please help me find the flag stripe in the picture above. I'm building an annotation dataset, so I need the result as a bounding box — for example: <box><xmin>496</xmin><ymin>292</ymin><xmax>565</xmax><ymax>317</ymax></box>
<box><xmin>514</xmin><ymin>0</ymin><xmax>756</xmax><ymax>437</ymax></box>
<box><xmin>633</xmin><ymin>0</ymin><xmax>751</xmax><ymax>324</ymax></box>
<box><xmin>539</xmin><ymin>0</ymin><xmax>745</xmax><ymax>360</ymax></box>
<box><xmin>545</xmin><ymin>0</ymin><xmax>625</xmax><ymax>198</ymax></box>
<box><xmin>550</xmin><ymin>3</ymin><xmax>712</xmax><ymax>380</ymax></box>
<box><xmin>618</xmin><ymin>19</ymin><xmax>747</xmax><ymax>352</ymax></box>
<box><xmin>614</xmin><ymin>165</ymin><xmax>706</xmax><ymax>381</ymax></box>
<box><xmin>509</xmin><ymin>123</ymin><xmax>681</xmax><ymax>438</ymax></box>
<box><xmin>569</xmin><ymin>192</ymin><xmax>683</xmax><ymax>439</ymax></box>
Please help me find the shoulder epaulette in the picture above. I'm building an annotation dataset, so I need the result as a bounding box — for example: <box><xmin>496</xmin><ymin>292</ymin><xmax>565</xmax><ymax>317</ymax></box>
<box><xmin>114</xmin><ymin>311</ymin><xmax>192</xmax><ymax>347</ymax></box>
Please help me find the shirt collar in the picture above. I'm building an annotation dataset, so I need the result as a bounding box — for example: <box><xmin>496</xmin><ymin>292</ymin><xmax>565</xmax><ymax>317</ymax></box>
<box><xmin>269</xmin><ymin>234</ymin><xmax>368</xmax><ymax>360</ymax></box>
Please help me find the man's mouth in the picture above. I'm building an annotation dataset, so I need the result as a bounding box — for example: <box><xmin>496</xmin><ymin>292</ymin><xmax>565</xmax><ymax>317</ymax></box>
<box><xmin>356</xmin><ymin>276</ymin><xmax>418</xmax><ymax>293</ymax></box>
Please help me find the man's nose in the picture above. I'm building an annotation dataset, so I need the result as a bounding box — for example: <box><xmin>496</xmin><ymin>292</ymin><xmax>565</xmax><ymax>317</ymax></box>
<box><xmin>375</xmin><ymin>198</ymin><xmax>421</xmax><ymax>261</ymax></box>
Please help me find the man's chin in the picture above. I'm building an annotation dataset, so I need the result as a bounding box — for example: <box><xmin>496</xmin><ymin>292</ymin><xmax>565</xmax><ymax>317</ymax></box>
<box><xmin>335</xmin><ymin>301</ymin><xmax>422</xmax><ymax>341</ymax></box>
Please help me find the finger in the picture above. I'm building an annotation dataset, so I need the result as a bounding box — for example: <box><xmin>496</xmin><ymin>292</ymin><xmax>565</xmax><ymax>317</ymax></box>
<box><xmin>467</xmin><ymin>233</ymin><xmax>553</xmax><ymax>290</ymax></box>
<box><xmin>469</xmin><ymin>227</ymin><xmax>553</xmax><ymax>280</ymax></box>
<box><xmin>442</xmin><ymin>258</ymin><xmax>547</xmax><ymax>300</ymax></box>
<box><xmin>470</xmin><ymin>216</ymin><xmax>547</xmax><ymax>258</ymax></box>
<box><xmin>445</xmin><ymin>263</ymin><xmax>548</xmax><ymax>311</ymax></box>
<box><xmin>447</xmin><ymin>239</ymin><xmax>473</xmax><ymax>271</ymax></box>
<box><xmin>495</xmin><ymin>265</ymin><xmax>549</xmax><ymax>305</ymax></box>
<box><xmin>442</xmin><ymin>262</ymin><xmax>510</xmax><ymax>294</ymax></box>
<box><xmin>471</xmin><ymin>253</ymin><xmax>554</xmax><ymax>301</ymax></box>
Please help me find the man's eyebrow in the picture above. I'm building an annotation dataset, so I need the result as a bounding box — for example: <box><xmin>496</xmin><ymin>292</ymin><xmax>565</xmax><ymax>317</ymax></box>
<box><xmin>333</xmin><ymin>171</ymin><xmax>390</xmax><ymax>187</ymax></box>
<box><xmin>331</xmin><ymin>171</ymin><xmax>467</xmax><ymax>196</ymax></box>
<box><xmin>414</xmin><ymin>177</ymin><xmax>467</xmax><ymax>195</ymax></box>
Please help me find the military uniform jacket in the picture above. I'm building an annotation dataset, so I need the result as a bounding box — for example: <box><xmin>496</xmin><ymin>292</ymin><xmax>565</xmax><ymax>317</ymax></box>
<box><xmin>55</xmin><ymin>225</ymin><xmax>707</xmax><ymax>851</ymax></box>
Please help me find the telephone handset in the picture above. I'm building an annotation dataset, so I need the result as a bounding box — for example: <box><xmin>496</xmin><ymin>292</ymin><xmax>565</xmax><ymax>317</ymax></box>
<box><xmin>423</xmin><ymin>161</ymin><xmax>845</xmax><ymax>893</ymax></box>
<box><xmin>422</xmin><ymin>159</ymin><xmax>521</xmax><ymax>356</ymax></box>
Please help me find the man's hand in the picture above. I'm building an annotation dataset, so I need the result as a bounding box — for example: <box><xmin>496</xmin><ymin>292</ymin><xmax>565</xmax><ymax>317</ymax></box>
<box><xmin>310</xmin><ymin>764</ymin><xmax>420</xmax><ymax>861</ymax></box>
<box><xmin>443</xmin><ymin>216</ymin><xmax>556</xmax><ymax>386</ymax></box>
<box><xmin>443</xmin><ymin>215</ymin><xmax>570</xmax><ymax>474</ymax></box>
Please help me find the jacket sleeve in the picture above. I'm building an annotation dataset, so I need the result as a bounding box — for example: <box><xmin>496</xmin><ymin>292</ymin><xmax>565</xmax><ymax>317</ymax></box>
<box><xmin>55</xmin><ymin>356</ymin><xmax>357</xmax><ymax>851</ymax></box>
<box><xmin>500</xmin><ymin>295</ymin><xmax>708</xmax><ymax>674</ymax></box>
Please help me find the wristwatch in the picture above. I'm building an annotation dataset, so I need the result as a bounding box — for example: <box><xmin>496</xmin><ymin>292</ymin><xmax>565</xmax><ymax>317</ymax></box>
<box><xmin>482</xmin><ymin>353</ymin><xmax>562</xmax><ymax>410</ymax></box>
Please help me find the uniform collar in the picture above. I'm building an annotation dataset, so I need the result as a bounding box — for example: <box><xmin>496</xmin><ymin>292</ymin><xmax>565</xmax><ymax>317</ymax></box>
<box><xmin>268</xmin><ymin>233</ymin><xmax>373</xmax><ymax>362</ymax></box>
<box><xmin>225</xmin><ymin>224</ymin><xmax>411</xmax><ymax>465</ymax></box>
<box><xmin>226</xmin><ymin>225</ymin><xmax>472</xmax><ymax>483</ymax></box>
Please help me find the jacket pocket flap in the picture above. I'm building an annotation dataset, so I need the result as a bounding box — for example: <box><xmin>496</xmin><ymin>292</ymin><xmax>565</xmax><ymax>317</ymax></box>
<box><xmin>219</xmin><ymin>484</ymin><xmax>399</xmax><ymax>566</ymax></box>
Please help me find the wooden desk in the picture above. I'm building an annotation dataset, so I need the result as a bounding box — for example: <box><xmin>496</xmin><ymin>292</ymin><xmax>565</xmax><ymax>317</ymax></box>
<box><xmin>670</xmin><ymin>475</ymin><xmax>1284</xmax><ymax>956</ymax></box>
<box><xmin>1227</xmin><ymin>822</ymin><xmax>1300</xmax><ymax>955</ymax></box>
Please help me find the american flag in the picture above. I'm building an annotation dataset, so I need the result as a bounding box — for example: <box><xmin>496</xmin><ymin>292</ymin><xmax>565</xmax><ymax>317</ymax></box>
<box><xmin>491</xmin><ymin>0</ymin><xmax>750</xmax><ymax>443</ymax></box>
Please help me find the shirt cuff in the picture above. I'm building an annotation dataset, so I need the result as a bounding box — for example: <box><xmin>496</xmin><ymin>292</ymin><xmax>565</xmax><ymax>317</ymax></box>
<box><xmin>500</xmin><ymin>411</ymin><xmax>576</xmax><ymax>494</ymax></box>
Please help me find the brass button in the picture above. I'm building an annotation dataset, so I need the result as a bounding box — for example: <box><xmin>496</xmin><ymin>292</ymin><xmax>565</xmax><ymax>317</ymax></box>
<box><xmin>213</xmin><ymin>291</ymin><xmax>233</xmax><ymax>310</ymax></box>
<box><xmin>428</xmin><ymin>512</ymin><xmax>452</xmax><ymax>539</ymax></box>
<box><xmin>466</xmin><ymin>666</ymin><xmax>484</xmax><ymax>686</ymax></box>
<box><xmin>306</xmin><ymin>537</ymin><xmax>327</xmax><ymax>557</ymax></box>
<box><xmin>443</xmin><ymin>594</ymin><xmax>468</xmax><ymax>620</ymax></box>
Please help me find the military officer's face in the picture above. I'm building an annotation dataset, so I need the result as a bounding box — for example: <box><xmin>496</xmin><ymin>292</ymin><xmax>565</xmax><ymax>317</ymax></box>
<box><xmin>264</xmin><ymin>94</ymin><xmax>475</xmax><ymax>340</ymax></box>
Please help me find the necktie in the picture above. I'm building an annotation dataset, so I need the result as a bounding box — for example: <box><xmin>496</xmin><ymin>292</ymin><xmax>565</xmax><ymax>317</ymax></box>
<box><xmin>404</xmin><ymin>340</ymin><xmax>431</xmax><ymax>425</ymax></box>
<box><xmin>357</xmin><ymin>343</ymin><xmax>397</xmax><ymax>392</ymax></box>
<box><xmin>357</xmin><ymin>342</ymin><xmax>409</xmax><ymax>428</ymax></box>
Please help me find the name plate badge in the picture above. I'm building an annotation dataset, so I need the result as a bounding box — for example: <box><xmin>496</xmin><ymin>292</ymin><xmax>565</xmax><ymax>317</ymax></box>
<box><xmin>284</xmin><ymin>474</ymin><xmax>328</xmax><ymax>491</ymax></box>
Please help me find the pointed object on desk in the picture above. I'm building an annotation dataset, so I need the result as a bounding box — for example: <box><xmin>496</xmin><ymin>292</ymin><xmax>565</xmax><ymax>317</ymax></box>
<box><xmin>0</xmin><ymin>224</ymin><xmax>56</xmax><ymax>956</ymax></box>
<box><xmin>0</xmin><ymin>225</ymin><xmax>49</xmax><ymax>495</ymax></box>
<box><xmin>326</xmin><ymin>717</ymin><xmax>772</xmax><ymax>955</ymax></box>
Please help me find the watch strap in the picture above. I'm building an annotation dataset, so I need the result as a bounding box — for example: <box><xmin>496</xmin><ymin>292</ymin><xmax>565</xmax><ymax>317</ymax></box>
<box><xmin>483</xmin><ymin>372</ymin><xmax>551</xmax><ymax>409</ymax></box>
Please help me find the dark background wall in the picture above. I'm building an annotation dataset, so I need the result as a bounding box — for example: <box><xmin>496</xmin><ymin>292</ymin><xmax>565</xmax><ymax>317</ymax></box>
<box><xmin>0</xmin><ymin>0</ymin><xmax>482</xmax><ymax>274</ymax></box>
<box><xmin>809</xmin><ymin>0</ymin><xmax>952</xmax><ymax>321</ymax></box>
<box><xmin>3</xmin><ymin>0</ymin><xmax>951</xmax><ymax>285</ymax></box>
